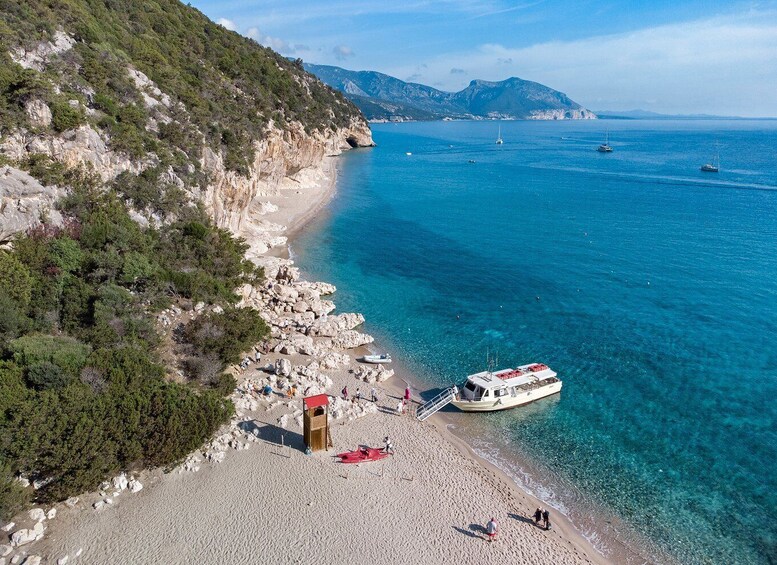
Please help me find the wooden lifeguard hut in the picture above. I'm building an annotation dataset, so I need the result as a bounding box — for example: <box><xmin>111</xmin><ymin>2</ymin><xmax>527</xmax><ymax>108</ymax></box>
<box><xmin>303</xmin><ymin>394</ymin><xmax>330</xmax><ymax>452</ymax></box>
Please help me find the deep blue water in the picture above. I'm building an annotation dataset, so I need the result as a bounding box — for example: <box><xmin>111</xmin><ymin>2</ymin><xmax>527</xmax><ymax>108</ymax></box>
<box><xmin>293</xmin><ymin>120</ymin><xmax>777</xmax><ymax>564</ymax></box>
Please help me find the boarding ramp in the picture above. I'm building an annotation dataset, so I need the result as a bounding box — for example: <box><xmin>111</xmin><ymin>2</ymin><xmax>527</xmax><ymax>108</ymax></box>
<box><xmin>415</xmin><ymin>386</ymin><xmax>458</xmax><ymax>421</ymax></box>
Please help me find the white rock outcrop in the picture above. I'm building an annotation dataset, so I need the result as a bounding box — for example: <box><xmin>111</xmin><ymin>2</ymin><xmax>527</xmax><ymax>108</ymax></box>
<box><xmin>10</xmin><ymin>31</ymin><xmax>75</xmax><ymax>71</ymax></box>
<box><xmin>24</xmin><ymin>100</ymin><xmax>52</xmax><ymax>129</ymax></box>
<box><xmin>0</xmin><ymin>166</ymin><xmax>65</xmax><ymax>241</ymax></box>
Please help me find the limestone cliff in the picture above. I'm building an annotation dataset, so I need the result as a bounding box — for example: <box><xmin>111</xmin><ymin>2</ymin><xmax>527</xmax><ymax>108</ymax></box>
<box><xmin>0</xmin><ymin>22</ymin><xmax>373</xmax><ymax>245</ymax></box>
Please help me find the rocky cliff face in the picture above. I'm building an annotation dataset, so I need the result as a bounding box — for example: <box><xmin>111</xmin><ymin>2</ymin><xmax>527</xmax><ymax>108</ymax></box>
<box><xmin>199</xmin><ymin>118</ymin><xmax>372</xmax><ymax>235</ymax></box>
<box><xmin>0</xmin><ymin>32</ymin><xmax>373</xmax><ymax>244</ymax></box>
<box><xmin>1</xmin><ymin>110</ymin><xmax>372</xmax><ymax>243</ymax></box>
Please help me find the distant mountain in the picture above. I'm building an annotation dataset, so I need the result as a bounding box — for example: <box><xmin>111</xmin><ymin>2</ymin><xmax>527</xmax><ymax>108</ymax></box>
<box><xmin>304</xmin><ymin>63</ymin><xmax>596</xmax><ymax>122</ymax></box>
<box><xmin>594</xmin><ymin>109</ymin><xmax>759</xmax><ymax>120</ymax></box>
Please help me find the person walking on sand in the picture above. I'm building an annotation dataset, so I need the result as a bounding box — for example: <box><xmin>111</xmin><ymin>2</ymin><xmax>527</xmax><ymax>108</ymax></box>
<box><xmin>542</xmin><ymin>508</ymin><xmax>550</xmax><ymax>530</ymax></box>
<box><xmin>533</xmin><ymin>508</ymin><xmax>542</xmax><ymax>526</ymax></box>
<box><xmin>383</xmin><ymin>436</ymin><xmax>394</xmax><ymax>454</ymax></box>
<box><xmin>486</xmin><ymin>517</ymin><xmax>498</xmax><ymax>542</ymax></box>
<box><xmin>355</xmin><ymin>387</ymin><xmax>361</xmax><ymax>402</ymax></box>
<box><xmin>370</xmin><ymin>387</ymin><xmax>378</xmax><ymax>403</ymax></box>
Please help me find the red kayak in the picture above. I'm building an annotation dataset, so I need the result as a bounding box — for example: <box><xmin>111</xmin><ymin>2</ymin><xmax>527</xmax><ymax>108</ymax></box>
<box><xmin>336</xmin><ymin>446</ymin><xmax>392</xmax><ymax>464</ymax></box>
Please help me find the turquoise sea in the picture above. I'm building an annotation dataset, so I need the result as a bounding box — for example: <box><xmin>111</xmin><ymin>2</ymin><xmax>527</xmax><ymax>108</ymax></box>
<box><xmin>292</xmin><ymin>120</ymin><xmax>777</xmax><ymax>564</ymax></box>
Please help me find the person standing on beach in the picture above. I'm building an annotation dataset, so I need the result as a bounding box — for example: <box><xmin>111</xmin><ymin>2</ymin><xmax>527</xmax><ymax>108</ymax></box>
<box><xmin>486</xmin><ymin>517</ymin><xmax>498</xmax><ymax>542</ymax></box>
<box><xmin>404</xmin><ymin>386</ymin><xmax>411</xmax><ymax>404</ymax></box>
<box><xmin>370</xmin><ymin>387</ymin><xmax>378</xmax><ymax>402</ymax></box>
<box><xmin>542</xmin><ymin>508</ymin><xmax>550</xmax><ymax>530</ymax></box>
<box><xmin>355</xmin><ymin>387</ymin><xmax>361</xmax><ymax>402</ymax></box>
<box><xmin>341</xmin><ymin>386</ymin><xmax>348</xmax><ymax>400</ymax></box>
<box><xmin>396</xmin><ymin>400</ymin><xmax>404</xmax><ymax>415</ymax></box>
<box><xmin>533</xmin><ymin>508</ymin><xmax>542</xmax><ymax>525</ymax></box>
<box><xmin>383</xmin><ymin>436</ymin><xmax>394</xmax><ymax>454</ymax></box>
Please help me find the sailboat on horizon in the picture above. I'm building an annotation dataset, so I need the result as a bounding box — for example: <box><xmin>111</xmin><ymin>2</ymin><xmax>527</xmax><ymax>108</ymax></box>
<box><xmin>700</xmin><ymin>150</ymin><xmax>720</xmax><ymax>173</ymax></box>
<box><xmin>496</xmin><ymin>125</ymin><xmax>503</xmax><ymax>145</ymax></box>
<box><xmin>597</xmin><ymin>130</ymin><xmax>613</xmax><ymax>153</ymax></box>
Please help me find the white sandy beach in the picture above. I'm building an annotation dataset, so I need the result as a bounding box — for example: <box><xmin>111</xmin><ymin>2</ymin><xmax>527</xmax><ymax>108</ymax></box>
<box><xmin>10</xmin><ymin>156</ymin><xmax>615</xmax><ymax>565</ymax></box>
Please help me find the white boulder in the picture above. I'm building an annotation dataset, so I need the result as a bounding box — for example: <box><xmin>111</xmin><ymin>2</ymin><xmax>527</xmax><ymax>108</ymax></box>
<box><xmin>274</xmin><ymin>358</ymin><xmax>292</xmax><ymax>377</ymax></box>
<box><xmin>112</xmin><ymin>474</ymin><xmax>128</xmax><ymax>490</ymax></box>
<box><xmin>10</xmin><ymin>528</ymin><xmax>36</xmax><ymax>547</ymax></box>
<box><xmin>128</xmin><ymin>479</ymin><xmax>143</xmax><ymax>493</ymax></box>
<box><xmin>330</xmin><ymin>330</ymin><xmax>374</xmax><ymax>350</ymax></box>
<box><xmin>28</xmin><ymin>508</ymin><xmax>45</xmax><ymax>523</ymax></box>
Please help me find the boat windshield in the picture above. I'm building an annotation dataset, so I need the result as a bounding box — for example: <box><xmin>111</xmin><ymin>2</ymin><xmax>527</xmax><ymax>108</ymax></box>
<box><xmin>464</xmin><ymin>381</ymin><xmax>477</xmax><ymax>392</ymax></box>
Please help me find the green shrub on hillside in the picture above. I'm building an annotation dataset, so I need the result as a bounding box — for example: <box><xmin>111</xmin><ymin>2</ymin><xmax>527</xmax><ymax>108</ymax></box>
<box><xmin>183</xmin><ymin>307</ymin><xmax>269</xmax><ymax>368</ymax></box>
<box><xmin>50</xmin><ymin>100</ymin><xmax>84</xmax><ymax>132</ymax></box>
<box><xmin>0</xmin><ymin>252</ymin><xmax>32</xmax><ymax>307</ymax></box>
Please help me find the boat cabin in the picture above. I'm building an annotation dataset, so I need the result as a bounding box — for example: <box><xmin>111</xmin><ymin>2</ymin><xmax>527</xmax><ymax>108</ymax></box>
<box><xmin>457</xmin><ymin>364</ymin><xmax>556</xmax><ymax>401</ymax></box>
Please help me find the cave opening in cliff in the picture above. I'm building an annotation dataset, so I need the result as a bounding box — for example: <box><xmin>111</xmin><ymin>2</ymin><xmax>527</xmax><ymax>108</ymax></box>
<box><xmin>345</xmin><ymin>136</ymin><xmax>359</xmax><ymax>148</ymax></box>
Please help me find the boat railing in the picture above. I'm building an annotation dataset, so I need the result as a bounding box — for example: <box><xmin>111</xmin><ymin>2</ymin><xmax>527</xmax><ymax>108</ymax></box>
<box><xmin>416</xmin><ymin>386</ymin><xmax>458</xmax><ymax>422</ymax></box>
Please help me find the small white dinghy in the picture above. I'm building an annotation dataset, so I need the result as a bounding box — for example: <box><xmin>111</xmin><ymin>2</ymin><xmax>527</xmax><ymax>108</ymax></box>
<box><xmin>362</xmin><ymin>354</ymin><xmax>392</xmax><ymax>364</ymax></box>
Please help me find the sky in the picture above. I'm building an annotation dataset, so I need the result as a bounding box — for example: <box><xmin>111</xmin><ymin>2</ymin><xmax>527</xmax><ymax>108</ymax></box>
<box><xmin>189</xmin><ymin>0</ymin><xmax>777</xmax><ymax>117</ymax></box>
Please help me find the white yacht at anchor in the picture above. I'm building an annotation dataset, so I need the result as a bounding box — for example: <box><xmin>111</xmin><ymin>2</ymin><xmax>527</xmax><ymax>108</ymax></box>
<box><xmin>450</xmin><ymin>362</ymin><xmax>562</xmax><ymax>412</ymax></box>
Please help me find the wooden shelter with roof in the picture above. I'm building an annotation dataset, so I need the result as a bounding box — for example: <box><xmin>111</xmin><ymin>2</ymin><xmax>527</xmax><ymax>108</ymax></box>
<box><xmin>303</xmin><ymin>394</ymin><xmax>331</xmax><ymax>452</ymax></box>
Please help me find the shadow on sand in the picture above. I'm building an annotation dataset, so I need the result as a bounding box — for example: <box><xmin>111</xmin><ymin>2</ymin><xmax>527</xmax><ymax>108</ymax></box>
<box><xmin>509</xmin><ymin>512</ymin><xmax>548</xmax><ymax>530</ymax></box>
<box><xmin>238</xmin><ymin>420</ymin><xmax>305</xmax><ymax>452</ymax></box>
<box><xmin>453</xmin><ymin>523</ymin><xmax>488</xmax><ymax>540</ymax></box>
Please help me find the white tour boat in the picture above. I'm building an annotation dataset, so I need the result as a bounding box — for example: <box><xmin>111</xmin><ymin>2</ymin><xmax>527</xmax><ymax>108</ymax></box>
<box><xmin>451</xmin><ymin>362</ymin><xmax>562</xmax><ymax>412</ymax></box>
<box><xmin>362</xmin><ymin>354</ymin><xmax>392</xmax><ymax>364</ymax></box>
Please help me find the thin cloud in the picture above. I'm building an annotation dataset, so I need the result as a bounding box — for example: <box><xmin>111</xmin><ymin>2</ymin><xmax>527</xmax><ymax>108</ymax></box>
<box><xmin>245</xmin><ymin>26</ymin><xmax>301</xmax><ymax>54</ymax></box>
<box><xmin>333</xmin><ymin>45</ymin><xmax>355</xmax><ymax>60</ymax></box>
<box><xmin>450</xmin><ymin>68</ymin><xmax>466</xmax><ymax>74</ymax></box>
<box><xmin>217</xmin><ymin>18</ymin><xmax>237</xmax><ymax>31</ymax></box>
<box><xmin>467</xmin><ymin>0</ymin><xmax>547</xmax><ymax>21</ymax></box>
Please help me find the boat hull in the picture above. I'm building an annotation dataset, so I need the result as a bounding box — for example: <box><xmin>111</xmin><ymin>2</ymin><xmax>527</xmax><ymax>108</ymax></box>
<box><xmin>451</xmin><ymin>381</ymin><xmax>562</xmax><ymax>412</ymax></box>
<box><xmin>362</xmin><ymin>356</ymin><xmax>391</xmax><ymax>364</ymax></box>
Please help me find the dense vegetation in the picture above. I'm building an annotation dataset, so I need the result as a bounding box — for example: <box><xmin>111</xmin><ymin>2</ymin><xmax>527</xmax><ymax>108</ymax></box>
<box><xmin>0</xmin><ymin>0</ymin><xmax>362</xmax><ymax>174</ymax></box>
<box><xmin>0</xmin><ymin>161</ymin><xmax>270</xmax><ymax>520</ymax></box>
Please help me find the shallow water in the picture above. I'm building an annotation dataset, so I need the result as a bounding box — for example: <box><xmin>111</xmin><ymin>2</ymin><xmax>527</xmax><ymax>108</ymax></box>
<box><xmin>292</xmin><ymin>120</ymin><xmax>777</xmax><ymax>564</ymax></box>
